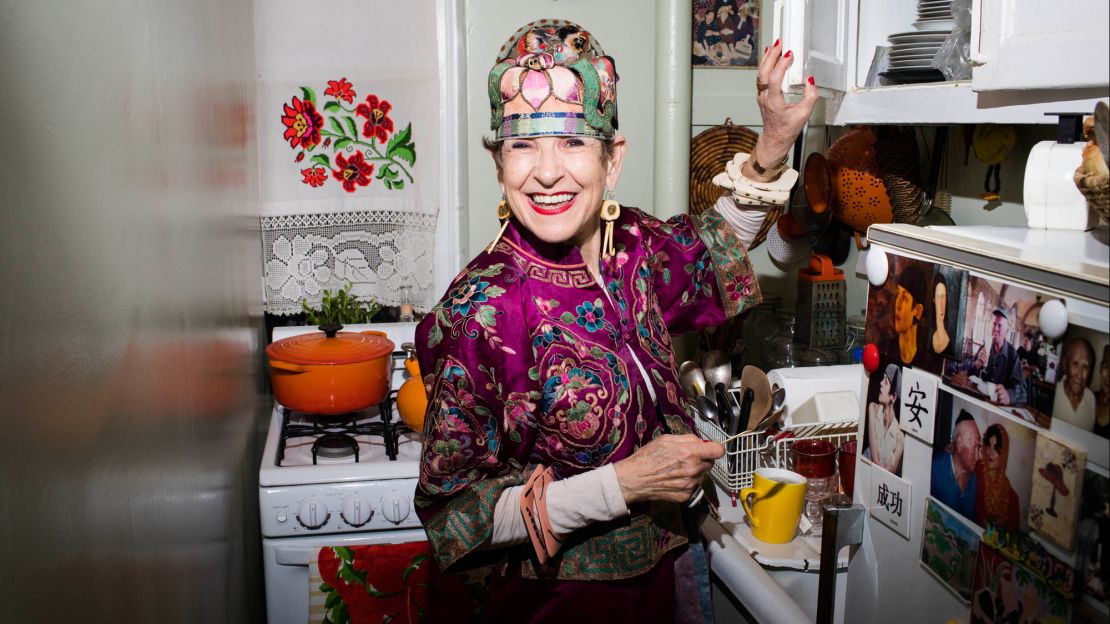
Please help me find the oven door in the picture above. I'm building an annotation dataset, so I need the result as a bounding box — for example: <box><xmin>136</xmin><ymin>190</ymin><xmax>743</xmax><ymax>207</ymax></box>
<box><xmin>263</xmin><ymin>528</ymin><xmax>428</xmax><ymax>624</ymax></box>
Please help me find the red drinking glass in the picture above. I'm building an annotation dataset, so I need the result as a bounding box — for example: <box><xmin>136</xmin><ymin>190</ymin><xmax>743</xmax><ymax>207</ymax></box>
<box><xmin>838</xmin><ymin>440</ymin><xmax>858</xmax><ymax>499</ymax></box>
<box><xmin>790</xmin><ymin>439</ymin><xmax>837</xmax><ymax>479</ymax></box>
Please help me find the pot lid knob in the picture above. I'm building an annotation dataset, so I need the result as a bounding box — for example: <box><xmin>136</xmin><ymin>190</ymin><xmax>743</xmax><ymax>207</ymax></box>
<box><xmin>319</xmin><ymin>324</ymin><xmax>343</xmax><ymax>338</ymax></box>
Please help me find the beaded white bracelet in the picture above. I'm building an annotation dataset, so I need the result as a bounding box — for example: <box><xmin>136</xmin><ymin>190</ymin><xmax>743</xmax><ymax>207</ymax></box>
<box><xmin>712</xmin><ymin>152</ymin><xmax>799</xmax><ymax>208</ymax></box>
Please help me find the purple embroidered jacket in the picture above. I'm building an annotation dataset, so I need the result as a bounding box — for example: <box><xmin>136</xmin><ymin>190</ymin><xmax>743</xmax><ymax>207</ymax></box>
<box><xmin>414</xmin><ymin>206</ymin><xmax>759</xmax><ymax>580</ymax></box>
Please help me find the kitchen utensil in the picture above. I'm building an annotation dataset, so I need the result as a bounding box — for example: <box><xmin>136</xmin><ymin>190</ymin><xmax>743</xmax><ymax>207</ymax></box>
<box><xmin>739</xmin><ymin>365</ymin><xmax>773</xmax><ymax>431</ymax></box>
<box><xmin>766</xmin><ymin>213</ymin><xmax>813</xmax><ymax>270</ymax></box>
<box><xmin>803</xmin><ymin>152</ymin><xmax>833</xmax><ymax>221</ymax></box>
<box><xmin>678</xmin><ymin>360</ymin><xmax>707</xmax><ymax>400</ymax></box>
<box><xmin>396</xmin><ymin>342</ymin><xmax>428</xmax><ymax>432</ymax></box>
<box><xmin>734</xmin><ymin>387</ymin><xmax>754</xmax><ymax>436</ymax></box>
<box><xmin>701</xmin><ymin>350</ymin><xmax>733</xmax><ymax>391</ymax></box>
<box><xmin>697</xmin><ymin>394</ymin><xmax>722</xmax><ymax>428</ymax></box>
<box><xmin>266</xmin><ymin>324</ymin><xmax>395</xmax><ymax>415</ymax></box>
<box><xmin>839</xmin><ymin>441</ymin><xmax>858</xmax><ymax>499</ymax></box>
<box><xmin>740</xmin><ymin>467</ymin><xmax>808</xmax><ymax>544</ymax></box>
<box><xmin>795</xmin><ymin>254</ymin><xmax>847</xmax><ymax>349</ymax></box>
<box><xmin>717</xmin><ymin>383</ymin><xmax>740</xmax><ymax>433</ymax></box>
<box><xmin>827</xmin><ymin>126</ymin><xmax>894</xmax><ymax>235</ymax></box>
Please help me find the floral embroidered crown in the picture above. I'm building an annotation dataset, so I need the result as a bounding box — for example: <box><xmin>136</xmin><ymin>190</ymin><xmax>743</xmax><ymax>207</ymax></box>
<box><xmin>488</xmin><ymin>19</ymin><xmax>618</xmax><ymax>141</ymax></box>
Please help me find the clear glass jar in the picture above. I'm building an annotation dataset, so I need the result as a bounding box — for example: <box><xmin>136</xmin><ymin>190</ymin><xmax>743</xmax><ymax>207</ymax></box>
<box><xmin>842</xmin><ymin>314</ymin><xmax>866</xmax><ymax>364</ymax></box>
<box><xmin>742</xmin><ymin>297</ymin><xmax>781</xmax><ymax>370</ymax></box>
<box><xmin>763</xmin><ymin>310</ymin><xmax>798</xmax><ymax>370</ymax></box>
<box><xmin>798</xmin><ymin>347</ymin><xmax>841</xmax><ymax>367</ymax></box>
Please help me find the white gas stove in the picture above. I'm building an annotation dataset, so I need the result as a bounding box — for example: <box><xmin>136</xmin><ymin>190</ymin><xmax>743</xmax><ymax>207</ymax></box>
<box><xmin>259</xmin><ymin>322</ymin><xmax>428</xmax><ymax>624</ymax></box>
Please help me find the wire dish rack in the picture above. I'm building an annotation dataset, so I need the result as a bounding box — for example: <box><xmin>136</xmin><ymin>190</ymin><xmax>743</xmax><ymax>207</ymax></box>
<box><xmin>694</xmin><ymin>389</ymin><xmax>859</xmax><ymax>493</ymax></box>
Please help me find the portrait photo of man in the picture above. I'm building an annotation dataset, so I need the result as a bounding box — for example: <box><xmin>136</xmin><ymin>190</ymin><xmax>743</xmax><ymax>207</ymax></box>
<box><xmin>944</xmin><ymin>277</ymin><xmax>1060</xmax><ymax>427</ymax></box>
<box><xmin>969</xmin><ymin>306</ymin><xmax>1026</xmax><ymax>407</ymax></box>
<box><xmin>931</xmin><ymin>409</ymin><xmax>981</xmax><ymax>520</ymax></box>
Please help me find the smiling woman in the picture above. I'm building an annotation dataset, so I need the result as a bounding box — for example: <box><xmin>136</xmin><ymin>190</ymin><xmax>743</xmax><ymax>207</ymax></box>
<box><xmin>413</xmin><ymin>17</ymin><xmax>817</xmax><ymax>623</ymax></box>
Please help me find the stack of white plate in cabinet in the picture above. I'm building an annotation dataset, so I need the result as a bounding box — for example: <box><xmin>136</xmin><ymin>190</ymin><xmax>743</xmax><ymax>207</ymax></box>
<box><xmin>883</xmin><ymin>0</ymin><xmax>954</xmax><ymax>79</ymax></box>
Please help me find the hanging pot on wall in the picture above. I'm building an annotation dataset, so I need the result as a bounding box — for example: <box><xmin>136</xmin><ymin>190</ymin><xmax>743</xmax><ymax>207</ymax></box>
<box><xmin>266</xmin><ymin>324</ymin><xmax>395</xmax><ymax>414</ymax></box>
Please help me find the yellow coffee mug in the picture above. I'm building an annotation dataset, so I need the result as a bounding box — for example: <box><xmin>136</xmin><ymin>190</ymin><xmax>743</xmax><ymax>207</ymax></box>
<box><xmin>740</xmin><ymin>467</ymin><xmax>808</xmax><ymax>544</ymax></box>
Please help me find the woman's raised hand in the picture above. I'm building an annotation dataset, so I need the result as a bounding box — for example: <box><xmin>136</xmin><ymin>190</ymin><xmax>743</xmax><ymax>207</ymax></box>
<box><xmin>613</xmin><ymin>434</ymin><xmax>724</xmax><ymax>504</ymax></box>
<box><xmin>749</xmin><ymin>40</ymin><xmax>820</xmax><ymax>178</ymax></box>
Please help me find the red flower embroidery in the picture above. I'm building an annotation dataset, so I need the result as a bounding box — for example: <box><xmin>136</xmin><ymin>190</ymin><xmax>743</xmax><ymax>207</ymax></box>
<box><xmin>726</xmin><ymin>274</ymin><xmax>753</xmax><ymax>301</ymax></box>
<box><xmin>332</xmin><ymin>152</ymin><xmax>374</xmax><ymax>192</ymax></box>
<box><xmin>356</xmin><ymin>95</ymin><xmax>394</xmax><ymax>143</ymax></box>
<box><xmin>301</xmin><ymin>167</ymin><xmax>328</xmax><ymax>187</ymax></box>
<box><xmin>295</xmin><ymin>152</ymin><xmax>305</xmax><ymax>163</ymax></box>
<box><xmin>281</xmin><ymin>96</ymin><xmax>323</xmax><ymax>149</ymax></box>
<box><xmin>324</xmin><ymin>77</ymin><xmax>356</xmax><ymax>104</ymax></box>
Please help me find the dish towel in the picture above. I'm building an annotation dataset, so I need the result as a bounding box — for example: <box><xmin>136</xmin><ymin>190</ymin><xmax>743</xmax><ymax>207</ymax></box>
<box><xmin>308</xmin><ymin>541</ymin><xmax>480</xmax><ymax>624</ymax></box>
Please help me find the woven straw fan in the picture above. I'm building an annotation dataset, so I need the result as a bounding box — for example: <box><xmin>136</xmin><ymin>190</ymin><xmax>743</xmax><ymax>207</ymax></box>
<box><xmin>690</xmin><ymin>119</ymin><xmax>779</xmax><ymax>250</ymax></box>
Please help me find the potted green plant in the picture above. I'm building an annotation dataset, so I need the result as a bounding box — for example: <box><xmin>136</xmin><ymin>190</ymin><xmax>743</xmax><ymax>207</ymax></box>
<box><xmin>302</xmin><ymin>282</ymin><xmax>381</xmax><ymax>326</ymax></box>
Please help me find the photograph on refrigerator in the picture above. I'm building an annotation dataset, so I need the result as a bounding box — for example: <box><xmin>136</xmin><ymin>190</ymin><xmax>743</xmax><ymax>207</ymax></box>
<box><xmin>970</xmin><ymin>542</ymin><xmax>1073</xmax><ymax>624</ymax></box>
<box><xmin>931</xmin><ymin>392</ymin><xmax>1037</xmax><ymax>532</ymax></box>
<box><xmin>920</xmin><ymin>497</ymin><xmax>981</xmax><ymax>604</ymax></box>
<box><xmin>865</xmin><ymin>254</ymin><xmax>938</xmax><ymax>372</ymax></box>
<box><xmin>943</xmin><ymin>276</ymin><xmax>1061</xmax><ymax>428</ymax></box>
<box><xmin>1028</xmin><ymin>431</ymin><xmax>1087</xmax><ymax>550</ymax></box>
<box><xmin>861</xmin><ymin>357</ymin><xmax>906</xmax><ymax>476</ymax></box>
<box><xmin>1076</xmin><ymin>469</ymin><xmax>1110</xmax><ymax>618</ymax></box>
<box><xmin>1052</xmin><ymin>325</ymin><xmax>1110</xmax><ymax>438</ymax></box>
<box><xmin>927</xmin><ymin>264</ymin><xmax>968</xmax><ymax>362</ymax></box>
<box><xmin>692</xmin><ymin>0</ymin><xmax>760</xmax><ymax>67</ymax></box>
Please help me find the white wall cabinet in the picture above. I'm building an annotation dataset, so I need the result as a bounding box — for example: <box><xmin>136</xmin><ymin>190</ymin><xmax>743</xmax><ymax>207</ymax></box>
<box><xmin>774</xmin><ymin>0</ymin><xmax>1109</xmax><ymax>125</ymax></box>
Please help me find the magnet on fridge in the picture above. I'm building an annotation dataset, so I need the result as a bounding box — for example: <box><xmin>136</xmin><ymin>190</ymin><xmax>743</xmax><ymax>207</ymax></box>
<box><xmin>1038</xmin><ymin>299</ymin><xmax>1068</xmax><ymax>339</ymax></box>
<box><xmin>866</xmin><ymin>247</ymin><xmax>889</xmax><ymax>286</ymax></box>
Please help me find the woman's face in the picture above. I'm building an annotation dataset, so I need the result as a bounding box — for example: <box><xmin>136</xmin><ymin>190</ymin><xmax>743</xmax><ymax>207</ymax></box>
<box><xmin>1065</xmin><ymin>346</ymin><xmax>1092</xmax><ymax>394</ymax></box>
<box><xmin>1101</xmin><ymin>358</ymin><xmax>1109</xmax><ymax>390</ymax></box>
<box><xmin>934</xmin><ymin>282</ymin><xmax>947</xmax><ymax>324</ymax></box>
<box><xmin>982</xmin><ymin>433</ymin><xmax>1001</xmax><ymax>470</ymax></box>
<box><xmin>879</xmin><ymin>374</ymin><xmax>892</xmax><ymax>403</ymax></box>
<box><xmin>499</xmin><ymin>136</ymin><xmax>625</xmax><ymax>249</ymax></box>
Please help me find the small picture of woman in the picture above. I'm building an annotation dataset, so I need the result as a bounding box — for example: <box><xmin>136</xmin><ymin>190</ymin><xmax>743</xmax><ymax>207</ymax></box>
<box><xmin>866</xmin><ymin>362</ymin><xmax>906</xmax><ymax>476</ymax></box>
<box><xmin>975</xmin><ymin>424</ymin><xmax>1021</xmax><ymax>531</ymax></box>
<box><xmin>931</xmin><ymin>277</ymin><xmax>951</xmax><ymax>356</ymax></box>
<box><xmin>1054</xmin><ymin>337</ymin><xmax>1097</xmax><ymax>431</ymax></box>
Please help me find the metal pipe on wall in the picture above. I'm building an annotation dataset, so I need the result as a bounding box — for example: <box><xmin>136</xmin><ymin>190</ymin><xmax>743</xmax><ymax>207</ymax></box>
<box><xmin>653</xmin><ymin>0</ymin><xmax>693</xmax><ymax>219</ymax></box>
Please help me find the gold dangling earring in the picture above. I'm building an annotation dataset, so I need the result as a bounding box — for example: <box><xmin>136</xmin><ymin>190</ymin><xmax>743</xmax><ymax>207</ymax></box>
<box><xmin>487</xmin><ymin>197</ymin><xmax>512</xmax><ymax>253</ymax></box>
<box><xmin>599</xmin><ymin>190</ymin><xmax>621</xmax><ymax>259</ymax></box>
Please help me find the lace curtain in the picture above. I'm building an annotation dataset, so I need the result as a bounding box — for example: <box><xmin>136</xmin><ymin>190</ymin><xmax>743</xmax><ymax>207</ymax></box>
<box><xmin>262</xmin><ymin>210</ymin><xmax>437</xmax><ymax>315</ymax></box>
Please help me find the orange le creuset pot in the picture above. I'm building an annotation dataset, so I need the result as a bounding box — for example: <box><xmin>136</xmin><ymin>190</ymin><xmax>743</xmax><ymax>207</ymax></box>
<box><xmin>266</xmin><ymin>324</ymin><xmax>395</xmax><ymax>414</ymax></box>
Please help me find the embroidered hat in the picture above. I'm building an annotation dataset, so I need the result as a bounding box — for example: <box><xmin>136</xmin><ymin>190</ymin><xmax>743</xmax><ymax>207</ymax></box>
<box><xmin>488</xmin><ymin>19</ymin><xmax>618</xmax><ymax>141</ymax></box>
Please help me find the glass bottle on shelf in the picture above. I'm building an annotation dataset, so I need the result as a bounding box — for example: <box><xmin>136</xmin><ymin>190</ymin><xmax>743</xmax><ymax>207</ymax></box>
<box><xmin>741</xmin><ymin>297</ymin><xmax>781</xmax><ymax>370</ymax></box>
<box><xmin>763</xmin><ymin>309</ymin><xmax>798</xmax><ymax>370</ymax></box>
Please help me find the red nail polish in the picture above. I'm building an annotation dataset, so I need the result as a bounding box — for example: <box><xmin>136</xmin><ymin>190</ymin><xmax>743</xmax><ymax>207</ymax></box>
<box><xmin>785</xmin><ymin>50</ymin><xmax>793</xmax><ymax>58</ymax></box>
<box><xmin>764</xmin><ymin>47</ymin><xmax>769</xmax><ymax>54</ymax></box>
<box><xmin>774</xmin><ymin>39</ymin><xmax>781</xmax><ymax>47</ymax></box>
<box><xmin>808</xmin><ymin>76</ymin><xmax>815</xmax><ymax>85</ymax></box>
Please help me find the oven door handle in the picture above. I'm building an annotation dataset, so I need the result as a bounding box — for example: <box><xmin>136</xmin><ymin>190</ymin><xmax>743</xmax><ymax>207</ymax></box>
<box><xmin>274</xmin><ymin>547</ymin><xmax>317</xmax><ymax>566</ymax></box>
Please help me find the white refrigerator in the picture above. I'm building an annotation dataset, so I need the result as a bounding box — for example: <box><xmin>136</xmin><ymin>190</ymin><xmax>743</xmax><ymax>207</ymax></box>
<box><xmin>841</xmin><ymin>223</ymin><xmax>1109</xmax><ymax>624</ymax></box>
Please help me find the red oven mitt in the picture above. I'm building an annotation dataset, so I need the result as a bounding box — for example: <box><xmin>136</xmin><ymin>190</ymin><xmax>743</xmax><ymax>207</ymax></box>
<box><xmin>316</xmin><ymin>541</ymin><xmax>479</xmax><ymax>623</ymax></box>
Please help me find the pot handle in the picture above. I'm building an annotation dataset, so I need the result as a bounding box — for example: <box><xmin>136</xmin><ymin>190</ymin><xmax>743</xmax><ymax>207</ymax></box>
<box><xmin>269</xmin><ymin>360</ymin><xmax>309</xmax><ymax>374</ymax></box>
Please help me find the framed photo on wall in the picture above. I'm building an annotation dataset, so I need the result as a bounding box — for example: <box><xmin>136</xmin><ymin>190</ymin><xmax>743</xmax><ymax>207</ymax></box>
<box><xmin>692</xmin><ymin>0</ymin><xmax>760</xmax><ymax>68</ymax></box>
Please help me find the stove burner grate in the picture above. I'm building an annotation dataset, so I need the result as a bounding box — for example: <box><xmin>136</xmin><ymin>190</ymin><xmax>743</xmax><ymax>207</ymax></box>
<box><xmin>276</xmin><ymin>390</ymin><xmax>406</xmax><ymax>465</ymax></box>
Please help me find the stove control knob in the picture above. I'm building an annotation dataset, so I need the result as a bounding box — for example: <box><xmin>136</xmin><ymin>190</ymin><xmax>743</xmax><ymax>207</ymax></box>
<box><xmin>342</xmin><ymin>497</ymin><xmax>374</xmax><ymax>527</ymax></box>
<box><xmin>297</xmin><ymin>499</ymin><xmax>330</xmax><ymax>530</ymax></box>
<box><xmin>380</xmin><ymin>495</ymin><xmax>411</xmax><ymax>524</ymax></box>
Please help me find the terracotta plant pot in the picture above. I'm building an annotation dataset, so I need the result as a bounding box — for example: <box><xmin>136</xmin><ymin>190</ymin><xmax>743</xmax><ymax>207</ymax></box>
<box><xmin>266</xmin><ymin>324</ymin><xmax>395</xmax><ymax>414</ymax></box>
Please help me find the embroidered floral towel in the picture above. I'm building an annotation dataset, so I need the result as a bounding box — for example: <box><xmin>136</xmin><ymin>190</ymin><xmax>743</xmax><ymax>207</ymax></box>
<box><xmin>308</xmin><ymin>541</ymin><xmax>480</xmax><ymax>624</ymax></box>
